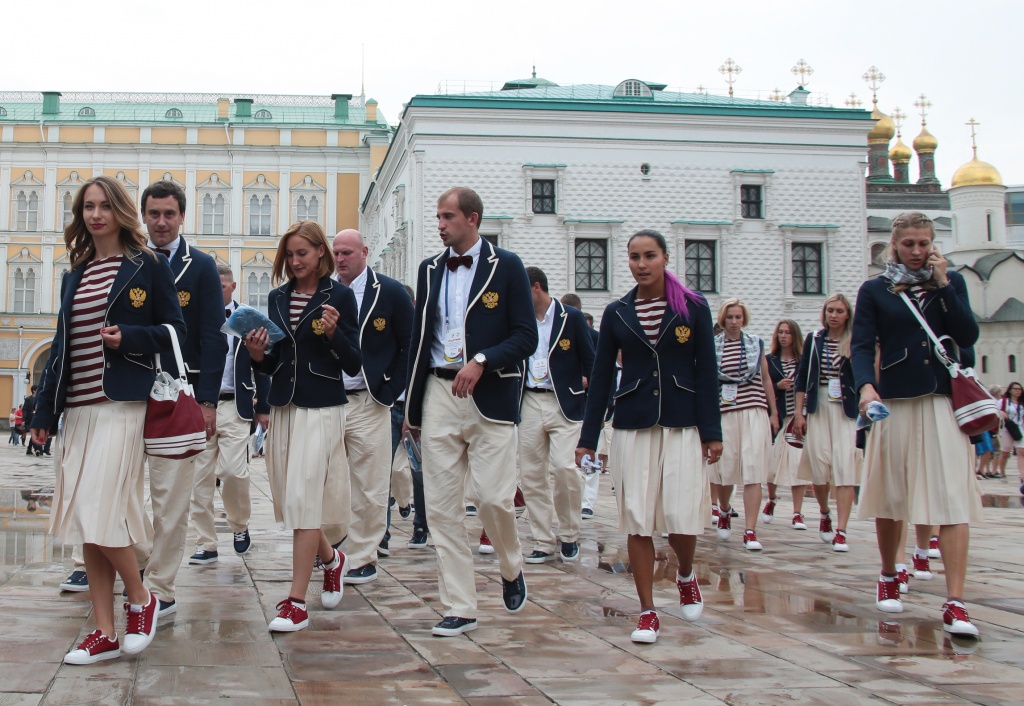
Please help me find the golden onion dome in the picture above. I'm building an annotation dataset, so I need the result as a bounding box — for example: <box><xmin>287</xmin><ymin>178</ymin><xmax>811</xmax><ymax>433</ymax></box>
<box><xmin>913</xmin><ymin>126</ymin><xmax>938</xmax><ymax>152</ymax></box>
<box><xmin>867</xmin><ymin>106</ymin><xmax>896</xmax><ymax>143</ymax></box>
<box><xmin>889</xmin><ymin>138</ymin><xmax>912</xmax><ymax>162</ymax></box>
<box><xmin>950</xmin><ymin>157</ymin><xmax>1003</xmax><ymax>188</ymax></box>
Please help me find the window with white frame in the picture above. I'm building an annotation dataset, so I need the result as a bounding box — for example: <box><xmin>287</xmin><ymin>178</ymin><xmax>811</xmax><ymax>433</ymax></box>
<box><xmin>574</xmin><ymin>239</ymin><xmax>608</xmax><ymax>291</ymax></box>
<box><xmin>684</xmin><ymin>240</ymin><xmax>717</xmax><ymax>292</ymax></box>
<box><xmin>202</xmin><ymin>193</ymin><xmax>226</xmax><ymax>234</ymax></box>
<box><xmin>291</xmin><ymin>175</ymin><xmax>325</xmax><ymax>224</ymax></box>
<box><xmin>249</xmin><ymin>194</ymin><xmax>272</xmax><ymax>235</ymax></box>
<box><xmin>61</xmin><ymin>192</ymin><xmax>74</xmax><ymax>230</ymax></box>
<box><xmin>15</xmin><ymin>191</ymin><xmax>39</xmax><ymax>231</ymax></box>
<box><xmin>12</xmin><ymin>267</ymin><xmax>36</xmax><ymax>313</ymax></box>
<box><xmin>247</xmin><ymin>271</ymin><xmax>271</xmax><ymax>314</ymax></box>
<box><xmin>296</xmin><ymin>195</ymin><xmax>319</xmax><ymax>222</ymax></box>
<box><xmin>792</xmin><ymin>243</ymin><xmax>823</xmax><ymax>294</ymax></box>
<box><xmin>531</xmin><ymin>180</ymin><xmax>556</xmax><ymax>214</ymax></box>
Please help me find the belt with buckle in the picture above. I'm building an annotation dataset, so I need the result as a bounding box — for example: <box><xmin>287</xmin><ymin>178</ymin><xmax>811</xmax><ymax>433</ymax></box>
<box><xmin>429</xmin><ymin>368</ymin><xmax>458</xmax><ymax>381</ymax></box>
<box><xmin>526</xmin><ymin>387</ymin><xmax>554</xmax><ymax>393</ymax></box>
<box><xmin>218</xmin><ymin>393</ymin><xmax>235</xmax><ymax>401</ymax></box>
<box><xmin>346</xmin><ymin>388</ymin><xmax>367</xmax><ymax>394</ymax></box>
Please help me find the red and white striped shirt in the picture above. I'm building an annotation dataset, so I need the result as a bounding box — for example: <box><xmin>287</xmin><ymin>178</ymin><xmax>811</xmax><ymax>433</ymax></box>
<box><xmin>635</xmin><ymin>297</ymin><xmax>666</xmax><ymax>345</ymax></box>
<box><xmin>718</xmin><ymin>337</ymin><xmax>768</xmax><ymax>413</ymax></box>
<box><xmin>290</xmin><ymin>292</ymin><xmax>312</xmax><ymax>330</ymax></box>
<box><xmin>66</xmin><ymin>256</ymin><xmax>122</xmax><ymax>407</ymax></box>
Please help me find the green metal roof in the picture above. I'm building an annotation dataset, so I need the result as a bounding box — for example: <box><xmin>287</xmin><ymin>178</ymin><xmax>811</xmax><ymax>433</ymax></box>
<box><xmin>414</xmin><ymin>84</ymin><xmax>872</xmax><ymax>121</ymax></box>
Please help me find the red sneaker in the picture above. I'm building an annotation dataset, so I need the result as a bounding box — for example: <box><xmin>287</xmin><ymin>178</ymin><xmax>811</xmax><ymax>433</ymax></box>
<box><xmin>942</xmin><ymin>601</ymin><xmax>979</xmax><ymax>637</ymax></box>
<box><xmin>819</xmin><ymin>513</ymin><xmax>834</xmax><ymax>543</ymax></box>
<box><xmin>742</xmin><ymin>529</ymin><xmax>763</xmax><ymax>551</ymax></box>
<box><xmin>761</xmin><ymin>498</ymin><xmax>776</xmax><ymax>524</ymax></box>
<box><xmin>64</xmin><ymin>629</ymin><xmax>120</xmax><ymax>665</ymax></box>
<box><xmin>712</xmin><ymin>505</ymin><xmax>720</xmax><ymax>522</ymax></box>
<box><xmin>832</xmin><ymin>530</ymin><xmax>849</xmax><ymax>552</ymax></box>
<box><xmin>791</xmin><ymin>513</ymin><xmax>807</xmax><ymax>530</ymax></box>
<box><xmin>928</xmin><ymin>536</ymin><xmax>941</xmax><ymax>559</ymax></box>
<box><xmin>630</xmin><ymin>610</ymin><xmax>660</xmax><ymax>643</ymax></box>
<box><xmin>912</xmin><ymin>555</ymin><xmax>933</xmax><ymax>580</ymax></box>
<box><xmin>676</xmin><ymin>573</ymin><xmax>703</xmax><ymax>621</ymax></box>
<box><xmin>716</xmin><ymin>509</ymin><xmax>732</xmax><ymax>540</ymax></box>
<box><xmin>269</xmin><ymin>599</ymin><xmax>309</xmax><ymax>632</ymax></box>
<box><xmin>478</xmin><ymin>530</ymin><xmax>495</xmax><ymax>554</ymax></box>
<box><xmin>897</xmin><ymin>567</ymin><xmax>909</xmax><ymax>594</ymax></box>
<box><xmin>876</xmin><ymin>578</ymin><xmax>903</xmax><ymax>613</ymax></box>
<box><xmin>122</xmin><ymin>591</ymin><xmax>157</xmax><ymax>655</ymax></box>
<box><xmin>321</xmin><ymin>549</ymin><xmax>347</xmax><ymax>609</ymax></box>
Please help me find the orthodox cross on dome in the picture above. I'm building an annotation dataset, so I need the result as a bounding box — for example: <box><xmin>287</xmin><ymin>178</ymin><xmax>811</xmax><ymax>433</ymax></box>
<box><xmin>768</xmin><ymin>88</ymin><xmax>784</xmax><ymax>102</ymax></box>
<box><xmin>696</xmin><ymin>84</ymin><xmax>707</xmax><ymax>95</ymax></box>
<box><xmin>966</xmin><ymin>117</ymin><xmax>980</xmax><ymax>158</ymax></box>
<box><xmin>844</xmin><ymin>92</ymin><xmax>862</xmax><ymax>108</ymax></box>
<box><xmin>862</xmin><ymin>66</ymin><xmax>886</xmax><ymax>107</ymax></box>
<box><xmin>719</xmin><ymin>58</ymin><xmax>742</xmax><ymax>97</ymax></box>
<box><xmin>891</xmin><ymin>107</ymin><xmax>906</xmax><ymax>136</ymax></box>
<box><xmin>791</xmin><ymin>59</ymin><xmax>813</xmax><ymax>87</ymax></box>
<box><xmin>914</xmin><ymin>94</ymin><xmax>932</xmax><ymax>125</ymax></box>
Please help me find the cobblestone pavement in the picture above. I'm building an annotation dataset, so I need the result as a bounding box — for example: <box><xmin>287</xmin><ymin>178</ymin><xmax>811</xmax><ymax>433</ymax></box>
<box><xmin>1</xmin><ymin>439</ymin><xmax>1023</xmax><ymax>705</ymax></box>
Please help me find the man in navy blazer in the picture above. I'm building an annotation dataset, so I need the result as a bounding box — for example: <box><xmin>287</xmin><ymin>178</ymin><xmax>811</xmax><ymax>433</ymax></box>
<box><xmin>518</xmin><ymin>268</ymin><xmax>595</xmax><ymax>565</ymax></box>
<box><xmin>188</xmin><ymin>265</ymin><xmax>271</xmax><ymax>565</ymax></box>
<box><xmin>326</xmin><ymin>229</ymin><xmax>413</xmax><ymax>585</ymax></box>
<box><xmin>137</xmin><ymin>180</ymin><xmax>227</xmax><ymax>617</ymax></box>
<box><xmin>405</xmin><ymin>187</ymin><xmax>537</xmax><ymax>637</ymax></box>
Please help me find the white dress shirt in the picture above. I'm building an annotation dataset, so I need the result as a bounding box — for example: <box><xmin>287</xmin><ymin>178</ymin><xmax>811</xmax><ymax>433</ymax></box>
<box><xmin>220</xmin><ymin>301</ymin><xmax>237</xmax><ymax>394</ymax></box>
<box><xmin>526</xmin><ymin>299</ymin><xmax>555</xmax><ymax>390</ymax></box>
<box><xmin>430</xmin><ymin>238</ymin><xmax>483</xmax><ymax>369</ymax></box>
<box><xmin>147</xmin><ymin>235</ymin><xmax>181</xmax><ymax>261</ymax></box>
<box><xmin>341</xmin><ymin>267</ymin><xmax>368</xmax><ymax>390</ymax></box>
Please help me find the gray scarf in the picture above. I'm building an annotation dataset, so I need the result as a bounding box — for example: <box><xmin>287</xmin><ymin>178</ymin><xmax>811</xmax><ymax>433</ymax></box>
<box><xmin>715</xmin><ymin>331</ymin><xmax>763</xmax><ymax>383</ymax></box>
<box><xmin>883</xmin><ymin>263</ymin><xmax>933</xmax><ymax>286</ymax></box>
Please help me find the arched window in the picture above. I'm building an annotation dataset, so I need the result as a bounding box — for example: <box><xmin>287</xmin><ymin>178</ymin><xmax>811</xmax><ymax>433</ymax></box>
<box><xmin>165</xmin><ymin>108</ymin><xmax>183</xmax><ymax>119</ymax></box>
<box><xmin>297</xmin><ymin>195</ymin><xmax>319</xmax><ymax>222</ymax></box>
<box><xmin>249</xmin><ymin>194</ymin><xmax>272</xmax><ymax>235</ymax></box>
<box><xmin>254</xmin><ymin>109</ymin><xmax>272</xmax><ymax>119</ymax></box>
<box><xmin>202</xmin><ymin>193</ymin><xmax>226</xmax><ymax>234</ymax></box>
<box><xmin>613</xmin><ymin>79</ymin><xmax>653</xmax><ymax>98</ymax></box>
<box><xmin>0</xmin><ymin>107</ymin><xmax>7</xmax><ymax>116</ymax></box>
<box><xmin>247</xmin><ymin>271</ymin><xmax>271</xmax><ymax>314</ymax></box>
<box><xmin>1011</xmin><ymin>355</ymin><xmax>1018</xmax><ymax>374</ymax></box>
<box><xmin>15</xmin><ymin>191</ymin><xmax>39</xmax><ymax>231</ymax></box>
<box><xmin>78</xmin><ymin>107</ymin><xmax>95</xmax><ymax>117</ymax></box>
<box><xmin>13</xmin><ymin>268</ymin><xmax>35</xmax><ymax>313</ymax></box>
<box><xmin>62</xmin><ymin>192</ymin><xmax>74</xmax><ymax>229</ymax></box>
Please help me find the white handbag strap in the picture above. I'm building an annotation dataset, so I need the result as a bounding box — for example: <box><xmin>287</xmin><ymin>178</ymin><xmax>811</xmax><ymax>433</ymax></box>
<box><xmin>897</xmin><ymin>291</ymin><xmax>957</xmax><ymax>373</ymax></box>
<box><xmin>154</xmin><ymin>323</ymin><xmax>189</xmax><ymax>381</ymax></box>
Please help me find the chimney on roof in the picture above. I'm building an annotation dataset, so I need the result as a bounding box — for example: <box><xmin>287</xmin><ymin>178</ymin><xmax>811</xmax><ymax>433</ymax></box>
<box><xmin>42</xmin><ymin>91</ymin><xmax>61</xmax><ymax>115</ymax></box>
<box><xmin>366</xmin><ymin>99</ymin><xmax>378</xmax><ymax>123</ymax></box>
<box><xmin>788</xmin><ymin>86</ymin><xmax>810</xmax><ymax>106</ymax></box>
<box><xmin>234</xmin><ymin>98</ymin><xmax>253</xmax><ymax>118</ymax></box>
<box><xmin>217</xmin><ymin>98</ymin><xmax>229</xmax><ymax>121</ymax></box>
<box><xmin>332</xmin><ymin>94</ymin><xmax>352</xmax><ymax>120</ymax></box>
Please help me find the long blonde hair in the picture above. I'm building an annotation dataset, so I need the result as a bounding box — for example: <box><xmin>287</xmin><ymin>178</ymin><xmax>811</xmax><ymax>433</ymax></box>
<box><xmin>65</xmin><ymin>175</ymin><xmax>151</xmax><ymax>268</ymax></box>
<box><xmin>821</xmin><ymin>293</ymin><xmax>854</xmax><ymax>358</ymax></box>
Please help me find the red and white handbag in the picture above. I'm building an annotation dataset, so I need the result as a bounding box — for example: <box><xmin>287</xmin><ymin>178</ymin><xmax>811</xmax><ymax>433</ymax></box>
<box><xmin>143</xmin><ymin>324</ymin><xmax>207</xmax><ymax>458</ymax></box>
<box><xmin>898</xmin><ymin>292</ymin><xmax>1000</xmax><ymax>436</ymax></box>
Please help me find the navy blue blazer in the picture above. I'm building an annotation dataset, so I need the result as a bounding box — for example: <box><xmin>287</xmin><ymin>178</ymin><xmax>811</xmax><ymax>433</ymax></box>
<box><xmin>352</xmin><ymin>268</ymin><xmax>414</xmax><ymax>406</ymax></box>
<box><xmin>766</xmin><ymin>353</ymin><xmax>796</xmax><ymax>418</ymax></box>
<box><xmin>406</xmin><ymin>239</ymin><xmax>538</xmax><ymax>426</ymax></box>
<box><xmin>255</xmin><ymin>276</ymin><xmax>362</xmax><ymax>408</ymax></box>
<box><xmin>579</xmin><ymin>288</ymin><xmax>722</xmax><ymax>450</ymax></box>
<box><xmin>520</xmin><ymin>300</ymin><xmax>596</xmax><ymax>422</ymax></box>
<box><xmin>852</xmin><ymin>270</ymin><xmax>979</xmax><ymax>399</ymax></box>
<box><xmin>31</xmin><ymin>249</ymin><xmax>186</xmax><ymax>431</ymax></box>
<box><xmin>160</xmin><ymin>238</ymin><xmax>227</xmax><ymax>404</ymax></box>
<box><xmin>796</xmin><ymin>329</ymin><xmax>859</xmax><ymax>419</ymax></box>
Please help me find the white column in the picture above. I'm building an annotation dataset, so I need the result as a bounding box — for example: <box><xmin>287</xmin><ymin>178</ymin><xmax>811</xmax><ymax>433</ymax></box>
<box><xmin>185</xmin><ymin>170</ymin><xmax>197</xmax><ymax>235</ymax></box>
<box><xmin>43</xmin><ymin>167</ymin><xmax>58</xmax><ymax>232</ymax></box>
<box><xmin>278</xmin><ymin>171</ymin><xmax>291</xmax><ymax>234</ymax></box>
<box><xmin>326</xmin><ymin>172</ymin><xmax>338</xmax><ymax>235</ymax></box>
<box><xmin>41</xmin><ymin>245</ymin><xmax>54</xmax><ymax>312</ymax></box>
<box><xmin>0</xmin><ymin>164</ymin><xmax>11</xmax><ymax>231</ymax></box>
<box><xmin>231</xmin><ymin>166</ymin><xmax>243</xmax><ymax>236</ymax></box>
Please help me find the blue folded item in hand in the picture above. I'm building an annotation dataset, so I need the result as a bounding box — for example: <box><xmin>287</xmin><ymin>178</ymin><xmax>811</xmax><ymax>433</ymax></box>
<box><xmin>856</xmin><ymin>400</ymin><xmax>891</xmax><ymax>430</ymax></box>
<box><xmin>222</xmin><ymin>304</ymin><xmax>286</xmax><ymax>344</ymax></box>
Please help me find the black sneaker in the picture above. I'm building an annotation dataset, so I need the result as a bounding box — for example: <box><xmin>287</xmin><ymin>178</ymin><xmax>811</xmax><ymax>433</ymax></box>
<box><xmin>399</xmin><ymin>504</ymin><xmax>412</xmax><ymax>519</ymax></box>
<box><xmin>233</xmin><ymin>529</ymin><xmax>251</xmax><ymax>555</ymax></box>
<box><xmin>60</xmin><ymin>570</ymin><xmax>89</xmax><ymax>592</ymax></box>
<box><xmin>432</xmin><ymin>616</ymin><xmax>477</xmax><ymax>637</ymax></box>
<box><xmin>559</xmin><ymin>542</ymin><xmax>580</xmax><ymax>562</ymax></box>
<box><xmin>408</xmin><ymin>528</ymin><xmax>429</xmax><ymax>548</ymax></box>
<box><xmin>188</xmin><ymin>549</ymin><xmax>219</xmax><ymax>565</ymax></box>
<box><xmin>343</xmin><ymin>564</ymin><xmax>378</xmax><ymax>585</ymax></box>
<box><xmin>158</xmin><ymin>599</ymin><xmax>176</xmax><ymax>617</ymax></box>
<box><xmin>524</xmin><ymin>550</ymin><xmax>554</xmax><ymax>564</ymax></box>
<box><xmin>465</xmin><ymin>505</ymin><xmax>477</xmax><ymax>517</ymax></box>
<box><xmin>581</xmin><ymin>508</ymin><xmax>594</xmax><ymax>520</ymax></box>
<box><xmin>378</xmin><ymin>538</ymin><xmax>390</xmax><ymax>557</ymax></box>
<box><xmin>502</xmin><ymin>571</ymin><xmax>528</xmax><ymax>613</ymax></box>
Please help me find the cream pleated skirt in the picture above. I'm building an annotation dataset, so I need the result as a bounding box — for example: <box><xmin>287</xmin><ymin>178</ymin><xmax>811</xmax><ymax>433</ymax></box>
<box><xmin>610</xmin><ymin>425</ymin><xmax>709</xmax><ymax>536</ymax></box>
<box><xmin>49</xmin><ymin>401</ymin><xmax>151</xmax><ymax>547</ymax></box>
<box><xmin>266</xmin><ymin>404</ymin><xmax>349</xmax><ymax>530</ymax></box>
<box><xmin>857</xmin><ymin>395</ymin><xmax>983</xmax><ymax>525</ymax></box>
<box><xmin>797</xmin><ymin>395</ymin><xmax>862</xmax><ymax>486</ymax></box>
<box><xmin>712</xmin><ymin>407</ymin><xmax>771</xmax><ymax>486</ymax></box>
<box><xmin>769</xmin><ymin>416</ymin><xmax>805</xmax><ymax>487</ymax></box>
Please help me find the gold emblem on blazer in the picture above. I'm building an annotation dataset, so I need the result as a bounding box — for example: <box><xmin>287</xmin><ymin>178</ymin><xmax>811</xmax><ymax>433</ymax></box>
<box><xmin>482</xmin><ymin>291</ymin><xmax>499</xmax><ymax>309</ymax></box>
<box><xmin>177</xmin><ymin>290</ymin><xmax>191</xmax><ymax>307</ymax></box>
<box><xmin>373</xmin><ymin>317</ymin><xmax>386</xmax><ymax>332</ymax></box>
<box><xmin>129</xmin><ymin>288</ymin><xmax>147</xmax><ymax>308</ymax></box>
<box><xmin>675</xmin><ymin>325</ymin><xmax>691</xmax><ymax>344</ymax></box>
<box><xmin>558</xmin><ymin>338</ymin><xmax>571</xmax><ymax>351</ymax></box>
<box><xmin>312</xmin><ymin>318</ymin><xmax>326</xmax><ymax>336</ymax></box>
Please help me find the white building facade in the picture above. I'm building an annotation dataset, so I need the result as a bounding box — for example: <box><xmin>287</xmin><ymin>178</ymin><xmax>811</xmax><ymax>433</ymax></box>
<box><xmin>361</xmin><ymin>80</ymin><xmax>874</xmax><ymax>337</ymax></box>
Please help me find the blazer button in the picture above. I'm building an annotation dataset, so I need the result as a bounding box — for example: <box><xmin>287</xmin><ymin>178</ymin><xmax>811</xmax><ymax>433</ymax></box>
<box><xmin>652</xmin><ymin>371</ymin><xmax>658</xmax><ymax>377</ymax></box>
<box><xmin>923</xmin><ymin>359</ymin><xmax>930</xmax><ymax>365</ymax></box>
<box><xmin>653</xmin><ymin>390</ymin><xmax>659</xmax><ymax>396</ymax></box>
<box><xmin>922</xmin><ymin>341</ymin><xmax>928</xmax><ymax>347</ymax></box>
<box><xmin>106</xmin><ymin>363</ymin><xmax>112</xmax><ymax>368</ymax></box>
<box><xmin>290</xmin><ymin>377</ymin><xmax>295</xmax><ymax>382</ymax></box>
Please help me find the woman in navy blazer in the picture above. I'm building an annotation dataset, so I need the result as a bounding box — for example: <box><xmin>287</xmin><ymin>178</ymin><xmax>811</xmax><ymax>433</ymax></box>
<box><xmin>852</xmin><ymin>211</ymin><xmax>982</xmax><ymax>637</ymax></box>
<box><xmin>793</xmin><ymin>293</ymin><xmax>860</xmax><ymax>552</ymax></box>
<box><xmin>245</xmin><ymin>221</ymin><xmax>361</xmax><ymax>632</ymax></box>
<box><xmin>763</xmin><ymin>319</ymin><xmax>809</xmax><ymax>529</ymax></box>
<box><xmin>31</xmin><ymin>176</ymin><xmax>184</xmax><ymax>665</ymax></box>
<box><xmin>576</xmin><ymin>230</ymin><xmax>722</xmax><ymax>645</ymax></box>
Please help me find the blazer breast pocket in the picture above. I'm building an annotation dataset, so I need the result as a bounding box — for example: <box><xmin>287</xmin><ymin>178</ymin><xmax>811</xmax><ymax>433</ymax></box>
<box><xmin>613</xmin><ymin>379</ymin><xmax>640</xmax><ymax>399</ymax></box>
<box><xmin>880</xmin><ymin>348</ymin><xmax>908</xmax><ymax>370</ymax></box>
<box><xmin>308</xmin><ymin>362</ymin><xmax>341</xmax><ymax>380</ymax></box>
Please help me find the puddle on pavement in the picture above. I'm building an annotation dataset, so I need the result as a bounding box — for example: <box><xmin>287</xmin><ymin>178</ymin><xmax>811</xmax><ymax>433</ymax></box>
<box><xmin>980</xmin><ymin>494</ymin><xmax>1024</xmax><ymax>509</ymax></box>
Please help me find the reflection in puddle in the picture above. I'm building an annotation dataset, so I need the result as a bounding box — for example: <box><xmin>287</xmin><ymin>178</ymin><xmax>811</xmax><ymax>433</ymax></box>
<box><xmin>980</xmin><ymin>494</ymin><xmax>1024</xmax><ymax>509</ymax></box>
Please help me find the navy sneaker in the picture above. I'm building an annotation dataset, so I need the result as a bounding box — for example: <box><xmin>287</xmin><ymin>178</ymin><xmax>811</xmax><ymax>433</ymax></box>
<box><xmin>432</xmin><ymin>616</ymin><xmax>477</xmax><ymax>637</ymax></box>
<box><xmin>343</xmin><ymin>564</ymin><xmax>378</xmax><ymax>585</ymax></box>
<box><xmin>408</xmin><ymin>528</ymin><xmax>429</xmax><ymax>548</ymax></box>
<box><xmin>581</xmin><ymin>508</ymin><xmax>594</xmax><ymax>520</ymax></box>
<box><xmin>399</xmin><ymin>504</ymin><xmax>412</xmax><ymax>519</ymax></box>
<box><xmin>559</xmin><ymin>542</ymin><xmax>580</xmax><ymax>562</ymax></box>
<box><xmin>524</xmin><ymin>550</ymin><xmax>553</xmax><ymax>564</ymax></box>
<box><xmin>188</xmin><ymin>549</ymin><xmax>219</xmax><ymax>565</ymax></box>
<box><xmin>158</xmin><ymin>599</ymin><xmax>177</xmax><ymax>618</ymax></box>
<box><xmin>378</xmin><ymin>538</ymin><xmax>390</xmax><ymax>557</ymax></box>
<box><xmin>502</xmin><ymin>571</ymin><xmax>528</xmax><ymax>613</ymax></box>
<box><xmin>465</xmin><ymin>505</ymin><xmax>477</xmax><ymax>517</ymax></box>
<box><xmin>233</xmin><ymin>529</ymin><xmax>251</xmax><ymax>555</ymax></box>
<box><xmin>60</xmin><ymin>570</ymin><xmax>89</xmax><ymax>592</ymax></box>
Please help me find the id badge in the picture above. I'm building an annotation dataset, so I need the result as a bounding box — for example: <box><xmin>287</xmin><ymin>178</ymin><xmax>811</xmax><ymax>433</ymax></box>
<box><xmin>827</xmin><ymin>378</ymin><xmax>842</xmax><ymax>402</ymax></box>
<box><xmin>721</xmin><ymin>383</ymin><xmax>738</xmax><ymax>404</ymax></box>
<box><xmin>531</xmin><ymin>358</ymin><xmax>549</xmax><ymax>382</ymax></box>
<box><xmin>443</xmin><ymin>327</ymin><xmax>464</xmax><ymax>364</ymax></box>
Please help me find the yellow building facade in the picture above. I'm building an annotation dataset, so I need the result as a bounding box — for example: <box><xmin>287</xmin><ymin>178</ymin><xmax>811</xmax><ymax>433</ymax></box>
<box><xmin>0</xmin><ymin>91</ymin><xmax>390</xmax><ymax>412</ymax></box>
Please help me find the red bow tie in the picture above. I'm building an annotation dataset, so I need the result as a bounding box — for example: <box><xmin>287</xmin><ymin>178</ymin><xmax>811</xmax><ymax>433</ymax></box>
<box><xmin>446</xmin><ymin>255</ymin><xmax>473</xmax><ymax>272</ymax></box>
<box><xmin>155</xmin><ymin>248</ymin><xmax>171</xmax><ymax>258</ymax></box>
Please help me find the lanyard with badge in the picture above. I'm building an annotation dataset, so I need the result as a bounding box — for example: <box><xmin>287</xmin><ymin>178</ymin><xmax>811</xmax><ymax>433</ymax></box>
<box><xmin>530</xmin><ymin>355</ymin><xmax>549</xmax><ymax>383</ymax></box>
<box><xmin>442</xmin><ymin>269</ymin><xmax>464</xmax><ymax>365</ymax></box>
<box><xmin>721</xmin><ymin>338</ymin><xmax>745</xmax><ymax>405</ymax></box>
<box><xmin>825</xmin><ymin>339</ymin><xmax>843</xmax><ymax>402</ymax></box>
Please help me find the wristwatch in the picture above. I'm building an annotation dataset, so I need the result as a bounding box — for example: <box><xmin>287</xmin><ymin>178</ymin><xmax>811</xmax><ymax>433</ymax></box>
<box><xmin>199</xmin><ymin>401</ymin><xmax>217</xmax><ymax>409</ymax></box>
<box><xmin>473</xmin><ymin>353</ymin><xmax>487</xmax><ymax>368</ymax></box>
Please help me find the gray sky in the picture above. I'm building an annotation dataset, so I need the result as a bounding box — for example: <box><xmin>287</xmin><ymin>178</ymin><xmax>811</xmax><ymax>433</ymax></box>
<box><xmin>8</xmin><ymin>0</ymin><xmax>1021</xmax><ymax>187</ymax></box>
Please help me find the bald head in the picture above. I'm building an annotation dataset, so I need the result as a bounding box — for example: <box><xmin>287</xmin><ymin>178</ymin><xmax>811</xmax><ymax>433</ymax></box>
<box><xmin>333</xmin><ymin>229</ymin><xmax>368</xmax><ymax>285</ymax></box>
